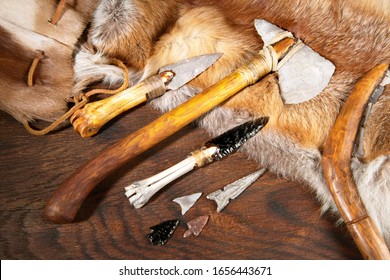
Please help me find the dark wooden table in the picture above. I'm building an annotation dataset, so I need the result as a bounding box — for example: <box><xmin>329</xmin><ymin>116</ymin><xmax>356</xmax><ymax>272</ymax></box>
<box><xmin>0</xmin><ymin>106</ymin><xmax>361</xmax><ymax>260</ymax></box>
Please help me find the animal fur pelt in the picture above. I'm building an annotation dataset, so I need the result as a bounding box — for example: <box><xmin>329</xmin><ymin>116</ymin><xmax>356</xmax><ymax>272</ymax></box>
<box><xmin>0</xmin><ymin>0</ymin><xmax>99</xmax><ymax>122</ymax></box>
<box><xmin>0</xmin><ymin>0</ymin><xmax>389</xmax><ymax>246</ymax></box>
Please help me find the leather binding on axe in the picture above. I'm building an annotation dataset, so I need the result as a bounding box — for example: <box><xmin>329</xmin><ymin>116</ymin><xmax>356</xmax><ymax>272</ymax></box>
<box><xmin>44</xmin><ymin>37</ymin><xmax>295</xmax><ymax>224</ymax></box>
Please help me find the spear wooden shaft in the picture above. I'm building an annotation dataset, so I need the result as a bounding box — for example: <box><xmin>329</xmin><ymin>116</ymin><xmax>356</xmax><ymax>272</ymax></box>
<box><xmin>44</xmin><ymin>38</ymin><xmax>295</xmax><ymax>223</ymax></box>
<box><xmin>322</xmin><ymin>64</ymin><xmax>390</xmax><ymax>260</ymax></box>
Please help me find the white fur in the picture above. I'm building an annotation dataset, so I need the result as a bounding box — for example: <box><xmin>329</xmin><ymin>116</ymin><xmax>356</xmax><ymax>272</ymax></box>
<box><xmin>73</xmin><ymin>47</ymin><xmax>141</xmax><ymax>93</ymax></box>
<box><xmin>91</xmin><ymin>0</ymin><xmax>139</xmax><ymax>48</ymax></box>
<box><xmin>351</xmin><ymin>156</ymin><xmax>390</xmax><ymax>241</ymax></box>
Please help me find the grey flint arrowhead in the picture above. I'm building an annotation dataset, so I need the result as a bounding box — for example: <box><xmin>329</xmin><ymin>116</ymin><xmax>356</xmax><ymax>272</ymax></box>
<box><xmin>207</xmin><ymin>169</ymin><xmax>266</xmax><ymax>212</ymax></box>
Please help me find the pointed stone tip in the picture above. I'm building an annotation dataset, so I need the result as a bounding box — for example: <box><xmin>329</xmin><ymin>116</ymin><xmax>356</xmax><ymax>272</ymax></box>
<box><xmin>148</xmin><ymin>219</ymin><xmax>180</xmax><ymax>245</ymax></box>
<box><xmin>207</xmin><ymin>169</ymin><xmax>266</xmax><ymax>212</ymax></box>
<box><xmin>173</xmin><ymin>192</ymin><xmax>202</xmax><ymax>215</ymax></box>
<box><xmin>183</xmin><ymin>215</ymin><xmax>209</xmax><ymax>238</ymax></box>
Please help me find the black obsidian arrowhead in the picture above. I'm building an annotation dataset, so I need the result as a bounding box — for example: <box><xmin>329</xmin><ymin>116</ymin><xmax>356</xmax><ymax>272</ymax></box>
<box><xmin>148</xmin><ymin>219</ymin><xmax>180</xmax><ymax>245</ymax></box>
<box><xmin>206</xmin><ymin>117</ymin><xmax>269</xmax><ymax>160</ymax></box>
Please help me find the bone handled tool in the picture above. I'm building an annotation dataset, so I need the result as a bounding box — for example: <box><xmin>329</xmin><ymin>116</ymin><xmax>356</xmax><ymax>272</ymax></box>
<box><xmin>125</xmin><ymin>117</ymin><xmax>269</xmax><ymax>208</ymax></box>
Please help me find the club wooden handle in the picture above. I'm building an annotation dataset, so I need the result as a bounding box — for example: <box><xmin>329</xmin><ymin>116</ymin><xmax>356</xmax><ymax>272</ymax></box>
<box><xmin>71</xmin><ymin>72</ymin><xmax>173</xmax><ymax>138</ymax></box>
<box><xmin>322</xmin><ymin>64</ymin><xmax>390</xmax><ymax>259</ymax></box>
<box><xmin>44</xmin><ymin>38</ymin><xmax>295</xmax><ymax>223</ymax></box>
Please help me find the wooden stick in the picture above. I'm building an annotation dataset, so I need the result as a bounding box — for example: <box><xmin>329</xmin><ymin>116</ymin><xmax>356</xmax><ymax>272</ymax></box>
<box><xmin>322</xmin><ymin>64</ymin><xmax>390</xmax><ymax>260</ymax></box>
<box><xmin>44</xmin><ymin>38</ymin><xmax>295</xmax><ymax>223</ymax></box>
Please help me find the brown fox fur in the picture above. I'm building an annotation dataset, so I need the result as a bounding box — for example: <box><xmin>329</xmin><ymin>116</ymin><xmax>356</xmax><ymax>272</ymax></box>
<box><xmin>0</xmin><ymin>0</ymin><xmax>389</xmax><ymax>245</ymax></box>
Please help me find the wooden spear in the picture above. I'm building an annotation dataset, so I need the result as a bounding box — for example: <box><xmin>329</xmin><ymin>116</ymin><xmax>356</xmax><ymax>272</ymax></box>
<box><xmin>322</xmin><ymin>64</ymin><xmax>390</xmax><ymax>260</ymax></box>
<box><xmin>44</xmin><ymin>37</ymin><xmax>295</xmax><ymax>223</ymax></box>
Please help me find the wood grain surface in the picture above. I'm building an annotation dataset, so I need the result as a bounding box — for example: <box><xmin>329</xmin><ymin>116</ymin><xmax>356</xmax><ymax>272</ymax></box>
<box><xmin>0</xmin><ymin>105</ymin><xmax>361</xmax><ymax>259</ymax></box>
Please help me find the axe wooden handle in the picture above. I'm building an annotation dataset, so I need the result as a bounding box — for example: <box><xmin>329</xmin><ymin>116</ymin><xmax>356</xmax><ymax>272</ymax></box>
<box><xmin>322</xmin><ymin>64</ymin><xmax>390</xmax><ymax>259</ymax></box>
<box><xmin>44</xmin><ymin>38</ymin><xmax>295</xmax><ymax>223</ymax></box>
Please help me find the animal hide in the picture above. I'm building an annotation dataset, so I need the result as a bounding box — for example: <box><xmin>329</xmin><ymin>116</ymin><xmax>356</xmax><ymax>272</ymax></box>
<box><xmin>0</xmin><ymin>0</ymin><xmax>389</xmax><ymax>246</ymax></box>
<box><xmin>0</xmin><ymin>0</ymin><xmax>99</xmax><ymax>122</ymax></box>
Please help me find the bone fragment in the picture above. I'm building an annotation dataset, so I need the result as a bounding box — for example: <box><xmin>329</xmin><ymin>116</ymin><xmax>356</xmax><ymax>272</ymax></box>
<box><xmin>207</xmin><ymin>169</ymin><xmax>266</xmax><ymax>212</ymax></box>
